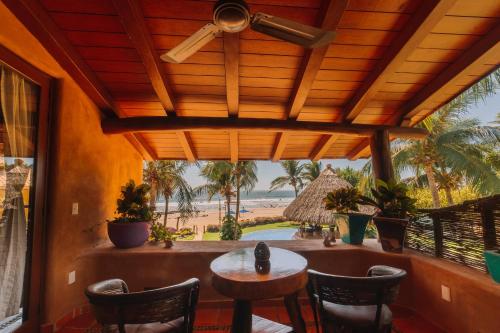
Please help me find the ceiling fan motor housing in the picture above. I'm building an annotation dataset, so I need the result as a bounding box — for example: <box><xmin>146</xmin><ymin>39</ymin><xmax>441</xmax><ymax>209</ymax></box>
<box><xmin>213</xmin><ymin>0</ymin><xmax>250</xmax><ymax>32</ymax></box>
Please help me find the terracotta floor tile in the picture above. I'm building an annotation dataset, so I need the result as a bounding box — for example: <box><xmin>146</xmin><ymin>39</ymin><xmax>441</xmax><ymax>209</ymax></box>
<box><xmin>195</xmin><ymin>308</ymin><xmax>220</xmax><ymax>326</ymax></box>
<box><xmin>253</xmin><ymin>306</ymin><xmax>280</xmax><ymax>322</ymax></box>
<box><xmin>217</xmin><ymin>308</ymin><xmax>233</xmax><ymax>325</ymax></box>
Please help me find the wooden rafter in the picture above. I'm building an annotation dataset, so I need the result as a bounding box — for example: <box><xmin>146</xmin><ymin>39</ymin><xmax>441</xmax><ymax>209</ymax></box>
<box><xmin>346</xmin><ymin>22</ymin><xmax>500</xmax><ymax>159</ymax></box>
<box><xmin>177</xmin><ymin>132</ymin><xmax>196</xmax><ymax>162</ymax></box>
<box><xmin>2</xmin><ymin>0</ymin><xmax>155</xmax><ymax>159</ymax></box>
<box><xmin>274</xmin><ymin>0</ymin><xmax>348</xmax><ymax>160</ymax></box>
<box><xmin>112</xmin><ymin>0</ymin><xmax>174</xmax><ymax>113</ymax></box>
<box><xmin>310</xmin><ymin>134</ymin><xmax>340</xmax><ymax>161</ymax></box>
<box><xmin>288</xmin><ymin>0</ymin><xmax>348</xmax><ymax>119</ymax></box>
<box><xmin>399</xmin><ymin>23</ymin><xmax>500</xmax><ymax>125</ymax></box>
<box><xmin>112</xmin><ymin>0</ymin><xmax>196</xmax><ymax>161</ymax></box>
<box><xmin>272</xmin><ymin>133</ymin><xmax>290</xmax><ymax>162</ymax></box>
<box><xmin>102</xmin><ymin>116</ymin><xmax>428</xmax><ymax>138</ymax></box>
<box><xmin>229</xmin><ymin>131</ymin><xmax>238</xmax><ymax>163</ymax></box>
<box><xmin>223</xmin><ymin>32</ymin><xmax>240</xmax><ymax>117</ymax></box>
<box><xmin>341</xmin><ymin>0</ymin><xmax>457</xmax><ymax>122</ymax></box>
<box><xmin>346</xmin><ymin>138</ymin><xmax>371</xmax><ymax>161</ymax></box>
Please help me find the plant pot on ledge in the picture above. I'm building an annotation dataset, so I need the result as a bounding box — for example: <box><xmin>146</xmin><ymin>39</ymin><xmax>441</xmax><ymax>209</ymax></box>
<box><xmin>373</xmin><ymin>216</ymin><xmax>409</xmax><ymax>253</ymax></box>
<box><xmin>484</xmin><ymin>249</ymin><xmax>500</xmax><ymax>283</ymax></box>
<box><xmin>108</xmin><ymin>221</ymin><xmax>150</xmax><ymax>249</ymax></box>
<box><xmin>107</xmin><ymin>180</ymin><xmax>155</xmax><ymax>249</ymax></box>
<box><xmin>337</xmin><ymin>213</ymin><xmax>372</xmax><ymax>245</ymax></box>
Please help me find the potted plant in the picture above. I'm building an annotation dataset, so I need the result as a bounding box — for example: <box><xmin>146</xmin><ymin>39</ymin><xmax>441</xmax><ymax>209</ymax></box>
<box><xmin>484</xmin><ymin>247</ymin><xmax>500</xmax><ymax>283</ymax></box>
<box><xmin>359</xmin><ymin>179</ymin><xmax>417</xmax><ymax>253</ymax></box>
<box><xmin>107</xmin><ymin>180</ymin><xmax>155</xmax><ymax>249</ymax></box>
<box><xmin>150</xmin><ymin>222</ymin><xmax>176</xmax><ymax>248</ymax></box>
<box><xmin>324</xmin><ymin>187</ymin><xmax>372</xmax><ymax>245</ymax></box>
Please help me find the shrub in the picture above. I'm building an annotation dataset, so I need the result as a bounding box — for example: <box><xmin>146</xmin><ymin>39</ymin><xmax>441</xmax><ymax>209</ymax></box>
<box><xmin>206</xmin><ymin>224</ymin><xmax>220</xmax><ymax>232</ymax></box>
<box><xmin>220</xmin><ymin>215</ymin><xmax>242</xmax><ymax>240</ymax></box>
<box><xmin>150</xmin><ymin>222</ymin><xmax>176</xmax><ymax>241</ymax></box>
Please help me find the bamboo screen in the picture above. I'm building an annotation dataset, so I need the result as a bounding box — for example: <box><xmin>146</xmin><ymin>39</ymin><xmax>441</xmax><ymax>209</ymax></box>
<box><xmin>405</xmin><ymin>195</ymin><xmax>500</xmax><ymax>272</ymax></box>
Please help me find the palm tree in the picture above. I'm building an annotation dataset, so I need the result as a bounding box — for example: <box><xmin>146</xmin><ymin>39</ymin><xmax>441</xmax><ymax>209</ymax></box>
<box><xmin>302</xmin><ymin>161</ymin><xmax>322</xmax><ymax>184</ymax></box>
<box><xmin>233</xmin><ymin>161</ymin><xmax>258</xmax><ymax>221</ymax></box>
<box><xmin>335</xmin><ymin>166</ymin><xmax>362</xmax><ymax>188</ymax></box>
<box><xmin>197</xmin><ymin>161</ymin><xmax>234</xmax><ymax>218</ymax></box>
<box><xmin>143</xmin><ymin>161</ymin><xmax>195</xmax><ymax>226</ymax></box>
<box><xmin>392</xmin><ymin>113</ymin><xmax>499</xmax><ymax>208</ymax></box>
<box><xmin>269</xmin><ymin>160</ymin><xmax>304</xmax><ymax>197</ymax></box>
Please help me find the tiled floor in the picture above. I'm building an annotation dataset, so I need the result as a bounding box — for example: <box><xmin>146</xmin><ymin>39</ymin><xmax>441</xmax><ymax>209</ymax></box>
<box><xmin>59</xmin><ymin>304</ymin><xmax>445</xmax><ymax>333</ymax></box>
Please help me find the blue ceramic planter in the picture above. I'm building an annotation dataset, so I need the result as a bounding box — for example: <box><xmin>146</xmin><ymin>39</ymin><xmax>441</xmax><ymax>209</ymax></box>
<box><xmin>484</xmin><ymin>250</ymin><xmax>500</xmax><ymax>283</ymax></box>
<box><xmin>337</xmin><ymin>213</ymin><xmax>371</xmax><ymax>245</ymax></box>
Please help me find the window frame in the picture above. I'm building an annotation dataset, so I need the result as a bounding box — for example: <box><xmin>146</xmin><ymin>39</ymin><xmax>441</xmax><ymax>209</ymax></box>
<box><xmin>0</xmin><ymin>44</ymin><xmax>55</xmax><ymax>333</ymax></box>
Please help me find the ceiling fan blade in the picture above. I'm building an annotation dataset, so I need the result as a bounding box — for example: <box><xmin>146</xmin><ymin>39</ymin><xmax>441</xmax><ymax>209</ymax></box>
<box><xmin>251</xmin><ymin>12</ymin><xmax>335</xmax><ymax>48</ymax></box>
<box><xmin>161</xmin><ymin>23</ymin><xmax>221</xmax><ymax>63</ymax></box>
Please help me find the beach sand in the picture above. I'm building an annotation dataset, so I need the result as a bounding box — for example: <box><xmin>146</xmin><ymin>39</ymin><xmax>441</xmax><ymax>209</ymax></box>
<box><xmin>159</xmin><ymin>207</ymin><xmax>286</xmax><ymax>239</ymax></box>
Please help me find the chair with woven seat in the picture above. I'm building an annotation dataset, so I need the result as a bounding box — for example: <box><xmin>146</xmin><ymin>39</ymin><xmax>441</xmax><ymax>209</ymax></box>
<box><xmin>307</xmin><ymin>266</ymin><xmax>407</xmax><ymax>333</ymax></box>
<box><xmin>85</xmin><ymin>278</ymin><xmax>200</xmax><ymax>333</ymax></box>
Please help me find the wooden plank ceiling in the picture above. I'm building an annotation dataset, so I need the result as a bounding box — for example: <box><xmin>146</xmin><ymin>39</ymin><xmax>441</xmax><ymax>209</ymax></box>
<box><xmin>14</xmin><ymin>0</ymin><xmax>500</xmax><ymax>160</ymax></box>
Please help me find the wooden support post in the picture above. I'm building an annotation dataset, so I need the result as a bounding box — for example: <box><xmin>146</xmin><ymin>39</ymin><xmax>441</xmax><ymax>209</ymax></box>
<box><xmin>369</xmin><ymin>130</ymin><xmax>394</xmax><ymax>183</ymax></box>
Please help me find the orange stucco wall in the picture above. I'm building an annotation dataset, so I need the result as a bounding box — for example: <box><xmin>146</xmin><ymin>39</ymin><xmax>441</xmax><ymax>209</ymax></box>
<box><xmin>0</xmin><ymin>2</ymin><xmax>143</xmax><ymax>326</ymax></box>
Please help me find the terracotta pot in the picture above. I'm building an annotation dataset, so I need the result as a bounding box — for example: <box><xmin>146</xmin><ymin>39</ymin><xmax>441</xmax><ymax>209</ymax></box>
<box><xmin>107</xmin><ymin>221</ymin><xmax>150</xmax><ymax>249</ymax></box>
<box><xmin>164</xmin><ymin>240</ymin><xmax>173</xmax><ymax>248</ymax></box>
<box><xmin>337</xmin><ymin>213</ymin><xmax>371</xmax><ymax>245</ymax></box>
<box><xmin>484</xmin><ymin>250</ymin><xmax>500</xmax><ymax>283</ymax></box>
<box><xmin>373</xmin><ymin>216</ymin><xmax>409</xmax><ymax>253</ymax></box>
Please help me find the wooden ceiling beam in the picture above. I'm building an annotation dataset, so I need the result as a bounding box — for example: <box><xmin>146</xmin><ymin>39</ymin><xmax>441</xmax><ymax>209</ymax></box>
<box><xmin>112</xmin><ymin>0</ymin><xmax>175</xmax><ymax>113</ymax></box>
<box><xmin>287</xmin><ymin>0</ymin><xmax>348</xmax><ymax>119</ymax></box>
<box><xmin>2</xmin><ymin>0</ymin><xmax>117</xmax><ymax>116</ymax></box>
<box><xmin>274</xmin><ymin>0</ymin><xmax>348</xmax><ymax>160</ymax></box>
<box><xmin>310</xmin><ymin>134</ymin><xmax>340</xmax><ymax>161</ymax></box>
<box><xmin>346</xmin><ymin>138</ymin><xmax>371</xmax><ymax>161</ymax></box>
<box><xmin>224</xmin><ymin>33</ymin><xmax>240</xmax><ymax>117</ymax></box>
<box><xmin>177</xmin><ymin>132</ymin><xmax>196</xmax><ymax>162</ymax></box>
<box><xmin>112</xmin><ymin>0</ymin><xmax>199</xmax><ymax>161</ymax></box>
<box><xmin>399</xmin><ymin>24</ymin><xmax>500</xmax><ymax>125</ymax></box>
<box><xmin>345</xmin><ymin>23</ymin><xmax>500</xmax><ymax>158</ymax></box>
<box><xmin>102</xmin><ymin>117</ymin><xmax>429</xmax><ymax>139</ymax></box>
<box><xmin>272</xmin><ymin>133</ymin><xmax>290</xmax><ymax>162</ymax></box>
<box><xmin>341</xmin><ymin>0</ymin><xmax>457</xmax><ymax>122</ymax></box>
<box><xmin>2</xmin><ymin>0</ymin><xmax>156</xmax><ymax>160</ymax></box>
<box><xmin>229</xmin><ymin>131</ymin><xmax>238</xmax><ymax>163</ymax></box>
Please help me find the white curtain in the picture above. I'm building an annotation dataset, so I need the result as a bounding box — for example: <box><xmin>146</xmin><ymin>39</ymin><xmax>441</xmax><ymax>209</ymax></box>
<box><xmin>0</xmin><ymin>65</ymin><xmax>37</xmax><ymax>319</ymax></box>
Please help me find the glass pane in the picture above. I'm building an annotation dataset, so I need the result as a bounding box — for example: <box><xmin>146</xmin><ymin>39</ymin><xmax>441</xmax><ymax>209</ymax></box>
<box><xmin>0</xmin><ymin>64</ymin><xmax>39</xmax><ymax>330</ymax></box>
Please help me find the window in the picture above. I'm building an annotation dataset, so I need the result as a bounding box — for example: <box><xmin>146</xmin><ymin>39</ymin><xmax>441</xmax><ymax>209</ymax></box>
<box><xmin>0</xmin><ymin>46</ymin><xmax>52</xmax><ymax>333</ymax></box>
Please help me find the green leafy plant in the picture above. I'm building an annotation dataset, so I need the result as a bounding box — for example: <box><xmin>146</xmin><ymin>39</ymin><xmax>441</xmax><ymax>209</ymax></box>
<box><xmin>220</xmin><ymin>215</ymin><xmax>242</xmax><ymax>240</ymax></box>
<box><xmin>149</xmin><ymin>222</ymin><xmax>176</xmax><ymax>241</ymax></box>
<box><xmin>324</xmin><ymin>187</ymin><xmax>363</xmax><ymax>214</ymax></box>
<box><xmin>109</xmin><ymin>180</ymin><xmax>156</xmax><ymax>223</ymax></box>
<box><xmin>359</xmin><ymin>179</ymin><xmax>417</xmax><ymax>219</ymax></box>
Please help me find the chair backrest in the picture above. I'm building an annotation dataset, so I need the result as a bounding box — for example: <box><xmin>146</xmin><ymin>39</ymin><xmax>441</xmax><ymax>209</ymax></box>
<box><xmin>85</xmin><ymin>278</ymin><xmax>200</xmax><ymax>333</ymax></box>
<box><xmin>307</xmin><ymin>266</ymin><xmax>406</xmax><ymax>331</ymax></box>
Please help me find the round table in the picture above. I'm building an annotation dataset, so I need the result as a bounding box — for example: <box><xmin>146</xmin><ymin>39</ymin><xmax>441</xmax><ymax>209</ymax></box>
<box><xmin>210</xmin><ymin>247</ymin><xmax>308</xmax><ymax>333</ymax></box>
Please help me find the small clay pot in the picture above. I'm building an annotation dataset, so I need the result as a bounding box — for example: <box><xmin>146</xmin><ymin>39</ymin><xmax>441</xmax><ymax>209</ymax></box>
<box><xmin>164</xmin><ymin>240</ymin><xmax>173</xmax><ymax>248</ymax></box>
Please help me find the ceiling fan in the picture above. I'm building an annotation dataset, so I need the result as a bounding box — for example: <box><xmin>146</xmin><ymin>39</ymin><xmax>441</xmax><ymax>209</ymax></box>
<box><xmin>160</xmin><ymin>0</ymin><xmax>336</xmax><ymax>64</ymax></box>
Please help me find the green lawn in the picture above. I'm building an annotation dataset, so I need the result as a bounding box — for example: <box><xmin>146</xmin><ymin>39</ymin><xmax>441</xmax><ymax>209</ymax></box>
<box><xmin>202</xmin><ymin>221</ymin><xmax>297</xmax><ymax>241</ymax></box>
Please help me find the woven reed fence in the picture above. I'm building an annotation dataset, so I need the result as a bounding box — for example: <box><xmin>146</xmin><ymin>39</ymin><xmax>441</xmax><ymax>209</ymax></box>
<box><xmin>405</xmin><ymin>194</ymin><xmax>500</xmax><ymax>272</ymax></box>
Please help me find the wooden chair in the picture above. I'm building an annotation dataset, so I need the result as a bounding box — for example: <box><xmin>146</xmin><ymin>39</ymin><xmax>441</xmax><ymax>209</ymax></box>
<box><xmin>307</xmin><ymin>266</ymin><xmax>406</xmax><ymax>333</ymax></box>
<box><xmin>85</xmin><ymin>278</ymin><xmax>200</xmax><ymax>333</ymax></box>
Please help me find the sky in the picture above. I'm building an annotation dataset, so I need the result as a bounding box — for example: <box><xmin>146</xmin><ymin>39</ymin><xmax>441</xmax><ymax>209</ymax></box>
<box><xmin>183</xmin><ymin>93</ymin><xmax>499</xmax><ymax>191</ymax></box>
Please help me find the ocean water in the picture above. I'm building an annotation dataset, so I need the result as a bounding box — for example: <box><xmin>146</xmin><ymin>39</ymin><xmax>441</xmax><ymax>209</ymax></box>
<box><xmin>156</xmin><ymin>190</ymin><xmax>295</xmax><ymax>212</ymax></box>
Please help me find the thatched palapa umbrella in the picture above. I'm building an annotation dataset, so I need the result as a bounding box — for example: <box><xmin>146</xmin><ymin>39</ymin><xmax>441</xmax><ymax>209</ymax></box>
<box><xmin>284</xmin><ymin>164</ymin><xmax>369</xmax><ymax>225</ymax></box>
